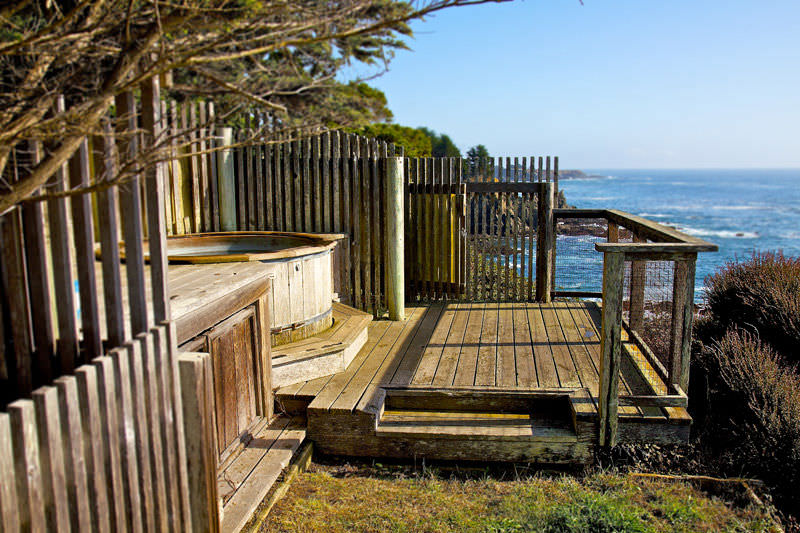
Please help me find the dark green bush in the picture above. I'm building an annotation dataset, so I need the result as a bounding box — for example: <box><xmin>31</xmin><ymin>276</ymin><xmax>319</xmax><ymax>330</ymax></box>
<box><xmin>699</xmin><ymin>251</ymin><xmax>800</xmax><ymax>362</ymax></box>
<box><xmin>695</xmin><ymin>329</ymin><xmax>800</xmax><ymax>516</ymax></box>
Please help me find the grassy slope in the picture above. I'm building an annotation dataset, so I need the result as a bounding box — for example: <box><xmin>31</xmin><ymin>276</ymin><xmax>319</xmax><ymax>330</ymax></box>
<box><xmin>265</xmin><ymin>464</ymin><xmax>778</xmax><ymax>533</ymax></box>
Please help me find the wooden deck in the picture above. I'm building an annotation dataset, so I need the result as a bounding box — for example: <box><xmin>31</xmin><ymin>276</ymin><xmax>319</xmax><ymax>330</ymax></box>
<box><xmin>277</xmin><ymin>301</ymin><xmax>691</xmax><ymax>464</ymax></box>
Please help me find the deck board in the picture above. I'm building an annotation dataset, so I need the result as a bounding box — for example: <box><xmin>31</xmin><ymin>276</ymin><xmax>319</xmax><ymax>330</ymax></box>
<box><xmin>279</xmin><ymin>301</ymin><xmax>689</xmax><ymax>441</ymax></box>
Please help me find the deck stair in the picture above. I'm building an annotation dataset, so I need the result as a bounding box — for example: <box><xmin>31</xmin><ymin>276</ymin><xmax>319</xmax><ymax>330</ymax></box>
<box><xmin>370</xmin><ymin>388</ymin><xmax>591</xmax><ymax>463</ymax></box>
<box><xmin>271</xmin><ymin>302</ymin><xmax>372</xmax><ymax>389</ymax></box>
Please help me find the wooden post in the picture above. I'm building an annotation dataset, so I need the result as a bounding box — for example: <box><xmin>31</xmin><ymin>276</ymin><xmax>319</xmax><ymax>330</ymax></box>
<box><xmin>535</xmin><ymin>182</ymin><xmax>554</xmax><ymax>302</ymax></box>
<box><xmin>669</xmin><ymin>255</ymin><xmax>697</xmax><ymax>391</ymax></box>
<box><xmin>599</xmin><ymin>250</ymin><xmax>624</xmax><ymax>447</ymax></box>
<box><xmin>178</xmin><ymin>352</ymin><xmax>220</xmax><ymax>533</ymax></box>
<box><xmin>386</xmin><ymin>157</ymin><xmax>405</xmax><ymax>320</ymax></box>
<box><xmin>217</xmin><ymin>127</ymin><xmax>237</xmax><ymax>231</ymax></box>
<box><xmin>140</xmin><ymin>75</ymin><xmax>171</xmax><ymax>323</ymax></box>
<box><xmin>628</xmin><ymin>235</ymin><xmax>646</xmax><ymax>331</ymax></box>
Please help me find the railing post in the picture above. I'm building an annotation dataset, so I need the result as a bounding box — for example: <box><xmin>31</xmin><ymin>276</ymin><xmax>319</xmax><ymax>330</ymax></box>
<box><xmin>629</xmin><ymin>235</ymin><xmax>646</xmax><ymax>331</ymax></box>
<box><xmin>386</xmin><ymin>156</ymin><xmax>405</xmax><ymax>320</ymax></box>
<box><xmin>599</xmin><ymin>250</ymin><xmax>624</xmax><ymax>447</ymax></box>
<box><xmin>217</xmin><ymin>127</ymin><xmax>237</xmax><ymax>231</ymax></box>
<box><xmin>536</xmin><ymin>182</ymin><xmax>554</xmax><ymax>302</ymax></box>
<box><xmin>669</xmin><ymin>255</ymin><xmax>697</xmax><ymax>391</ymax></box>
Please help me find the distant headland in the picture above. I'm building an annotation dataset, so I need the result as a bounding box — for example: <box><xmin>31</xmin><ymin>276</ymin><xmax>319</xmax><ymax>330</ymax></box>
<box><xmin>558</xmin><ymin>170</ymin><xmax>604</xmax><ymax>180</ymax></box>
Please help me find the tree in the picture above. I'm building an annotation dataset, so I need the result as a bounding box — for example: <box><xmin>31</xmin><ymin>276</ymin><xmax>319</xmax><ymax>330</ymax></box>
<box><xmin>0</xmin><ymin>0</ymin><xmax>508</xmax><ymax>213</ymax></box>
<box><xmin>355</xmin><ymin>123</ymin><xmax>432</xmax><ymax>156</ymax></box>
<box><xmin>466</xmin><ymin>144</ymin><xmax>490</xmax><ymax>160</ymax></box>
<box><xmin>418</xmin><ymin>127</ymin><xmax>461</xmax><ymax>157</ymax></box>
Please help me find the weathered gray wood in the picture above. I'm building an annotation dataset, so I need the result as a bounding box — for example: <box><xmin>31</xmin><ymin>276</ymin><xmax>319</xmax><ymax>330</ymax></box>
<box><xmin>115</xmin><ymin>91</ymin><xmax>150</xmax><ymax>337</ymax></box>
<box><xmin>386</xmin><ymin>157</ymin><xmax>405</xmax><ymax>320</ymax></box>
<box><xmin>92</xmin><ymin>356</ymin><xmax>129</xmax><ymax>532</ymax></box>
<box><xmin>0</xmin><ymin>412</ymin><xmax>21</xmax><ymax>532</ymax></box>
<box><xmin>321</xmin><ymin>132</ymin><xmax>331</xmax><ymax>232</ymax></box>
<box><xmin>628</xmin><ymin>235</ymin><xmax>646</xmax><ymax>331</ymax></box>
<box><xmin>235</xmin><ymin>131</ymin><xmax>247</xmax><ymax>230</ymax></box>
<box><xmin>93</xmin><ymin>127</ymin><xmax>126</xmax><ymax>348</ymax></box>
<box><xmin>618</xmin><ymin>394</ymin><xmax>688</xmax><ymax>408</ymax></box>
<box><xmin>134</xmin><ymin>334</ymin><xmax>169</xmax><ymax>531</ymax></box>
<box><xmin>595</xmin><ymin>242</ymin><xmax>713</xmax><ymax>254</ymax></box>
<box><xmin>53</xmin><ymin>375</ymin><xmax>92</xmax><ymax>532</ymax></box>
<box><xmin>605</xmin><ymin>209</ymin><xmax>717</xmax><ymax>250</ymax></box>
<box><xmin>159</xmin><ymin>323</ymin><xmax>193</xmax><ymax>529</ymax></box>
<box><xmin>169</xmin><ymin>100</ymin><xmax>186</xmax><ymax>235</ymax></box>
<box><xmin>302</xmin><ymin>137</ymin><xmax>312</xmax><ymax>231</ymax></box>
<box><xmin>218</xmin><ymin>127</ymin><xmax>237</xmax><ymax>231</ymax></box>
<box><xmin>74</xmin><ymin>364</ymin><xmax>112</xmax><ymax>532</ymax></box>
<box><xmin>140</xmin><ymin>76</ymin><xmax>171</xmax><ymax>324</ymax></box>
<box><xmin>0</xmin><ymin>199</ymin><xmax>34</xmax><ymax>396</ymax></box>
<box><xmin>598</xmin><ymin>251</ymin><xmax>624</xmax><ymax>447</ymax></box>
<box><xmin>207</xmin><ymin>102</ymin><xmax>221</xmax><ymax>231</ymax></box>
<box><xmin>536</xmin><ymin>182</ymin><xmax>554</xmax><ymax>302</ymax></box>
<box><xmin>22</xmin><ymin>140</ymin><xmax>55</xmax><ymax>386</ymax></box>
<box><xmin>670</xmin><ymin>257</ymin><xmax>697</xmax><ymax>392</ymax></box>
<box><xmin>178</xmin><ymin>352</ymin><xmax>220</xmax><ymax>533</ymax></box>
<box><xmin>197</xmin><ymin>102</ymin><xmax>212</xmax><ymax>232</ymax></box>
<box><xmin>47</xmin><ymin>96</ymin><xmax>80</xmax><ymax>372</ymax></box>
<box><xmin>109</xmin><ymin>346</ymin><xmax>148</xmax><ymax>533</ymax></box>
<box><xmin>32</xmin><ymin>386</ymin><xmax>71</xmax><ymax>532</ymax></box>
<box><xmin>9</xmin><ymin>399</ymin><xmax>46</xmax><ymax>531</ymax></box>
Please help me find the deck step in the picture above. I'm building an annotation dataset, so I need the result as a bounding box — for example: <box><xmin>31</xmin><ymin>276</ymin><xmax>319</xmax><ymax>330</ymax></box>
<box><xmin>272</xmin><ymin>302</ymin><xmax>371</xmax><ymax>389</ymax></box>
<box><xmin>377</xmin><ymin>409</ymin><xmax>577</xmax><ymax>442</ymax></box>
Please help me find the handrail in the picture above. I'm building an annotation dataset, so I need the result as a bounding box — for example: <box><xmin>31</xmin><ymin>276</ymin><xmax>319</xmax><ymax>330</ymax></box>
<box><xmin>555</xmin><ymin>208</ymin><xmax>718</xmax><ymax>251</ymax></box>
<box><xmin>555</xmin><ymin>208</ymin><xmax>718</xmax><ymax>447</ymax></box>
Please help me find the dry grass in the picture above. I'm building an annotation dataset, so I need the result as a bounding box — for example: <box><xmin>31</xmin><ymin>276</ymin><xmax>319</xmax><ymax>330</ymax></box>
<box><xmin>264</xmin><ymin>463</ymin><xmax>778</xmax><ymax>532</ymax></box>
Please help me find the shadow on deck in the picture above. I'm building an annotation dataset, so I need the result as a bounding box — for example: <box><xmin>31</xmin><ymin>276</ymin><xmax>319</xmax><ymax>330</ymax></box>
<box><xmin>276</xmin><ymin>301</ymin><xmax>690</xmax><ymax>464</ymax></box>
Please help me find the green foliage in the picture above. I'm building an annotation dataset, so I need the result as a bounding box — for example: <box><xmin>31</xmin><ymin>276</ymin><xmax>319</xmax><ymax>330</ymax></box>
<box><xmin>266</xmin><ymin>469</ymin><xmax>777</xmax><ymax>532</ymax></box>
<box><xmin>466</xmin><ymin>144</ymin><xmax>491</xmax><ymax>160</ymax></box>
<box><xmin>699</xmin><ymin>251</ymin><xmax>800</xmax><ymax>363</ymax></box>
<box><xmin>695</xmin><ymin>329</ymin><xmax>800</xmax><ymax>517</ymax></box>
<box><xmin>418</xmin><ymin>127</ymin><xmax>461</xmax><ymax>157</ymax></box>
<box><xmin>353</xmin><ymin>123</ymin><xmax>432</xmax><ymax>156</ymax></box>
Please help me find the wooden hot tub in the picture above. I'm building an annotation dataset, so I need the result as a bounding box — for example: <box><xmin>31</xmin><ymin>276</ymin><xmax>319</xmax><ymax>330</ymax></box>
<box><xmin>143</xmin><ymin>231</ymin><xmax>343</xmax><ymax>345</ymax></box>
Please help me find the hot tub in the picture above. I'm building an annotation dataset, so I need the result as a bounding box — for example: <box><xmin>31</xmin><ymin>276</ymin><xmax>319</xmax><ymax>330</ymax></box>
<box><xmin>150</xmin><ymin>232</ymin><xmax>343</xmax><ymax>345</ymax></box>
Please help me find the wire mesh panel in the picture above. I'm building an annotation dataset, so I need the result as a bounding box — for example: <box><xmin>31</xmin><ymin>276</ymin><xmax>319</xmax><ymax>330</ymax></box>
<box><xmin>554</xmin><ymin>217</ymin><xmax>607</xmax><ymax>295</ymax></box>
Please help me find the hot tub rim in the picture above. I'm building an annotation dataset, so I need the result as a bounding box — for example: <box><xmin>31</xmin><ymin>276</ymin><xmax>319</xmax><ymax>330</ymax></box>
<box><xmin>105</xmin><ymin>231</ymin><xmax>346</xmax><ymax>264</ymax></box>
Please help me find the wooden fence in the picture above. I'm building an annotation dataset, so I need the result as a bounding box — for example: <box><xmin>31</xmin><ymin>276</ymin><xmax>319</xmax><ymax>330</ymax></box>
<box><xmin>0</xmin><ymin>83</ymin><xmax>196</xmax><ymax>530</ymax></box>
<box><xmin>405</xmin><ymin>156</ymin><xmax>558</xmax><ymax>302</ymax></box>
<box><xmin>161</xmin><ymin>127</ymin><xmax>402</xmax><ymax>316</ymax></box>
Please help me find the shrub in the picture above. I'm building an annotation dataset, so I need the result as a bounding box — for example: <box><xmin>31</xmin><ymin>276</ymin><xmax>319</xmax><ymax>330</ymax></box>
<box><xmin>696</xmin><ymin>329</ymin><xmax>800</xmax><ymax>516</ymax></box>
<box><xmin>700</xmin><ymin>251</ymin><xmax>800</xmax><ymax>362</ymax></box>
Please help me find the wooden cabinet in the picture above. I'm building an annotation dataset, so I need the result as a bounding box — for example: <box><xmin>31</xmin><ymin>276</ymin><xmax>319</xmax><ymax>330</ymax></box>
<box><xmin>179</xmin><ymin>289</ymin><xmax>272</xmax><ymax>466</ymax></box>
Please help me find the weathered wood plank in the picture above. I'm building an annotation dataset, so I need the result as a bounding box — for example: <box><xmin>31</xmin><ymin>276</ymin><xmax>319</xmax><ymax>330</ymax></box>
<box><xmin>474</xmin><ymin>301</ymin><xmax>498</xmax><ymax>387</ymax></box>
<box><xmin>0</xmin><ymin>413</ymin><xmax>21</xmax><ymax>532</ymax></box>
<box><xmin>74</xmin><ymin>365</ymin><xmax>112</xmax><ymax>532</ymax></box>
<box><xmin>32</xmin><ymin>386</ymin><xmax>71</xmax><ymax>532</ymax></box>
<box><xmin>8</xmin><ymin>399</ymin><xmax>46</xmax><ymax>532</ymax></box>
<box><xmin>599</xmin><ymin>251</ymin><xmax>625</xmax><ymax>447</ymax></box>
<box><xmin>527</xmin><ymin>304</ymin><xmax>559</xmax><ymax>388</ymax></box>
<box><xmin>431</xmin><ymin>302</ymin><xmax>469</xmax><ymax>387</ymax></box>
<box><xmin>511</xmin><ymin>303</ymin><xmax>536</xmax><ymax>388</ymax></box>
<box><xmin>452</xmin><ymin>303</ymin><xmax>485</xmax><ymax>386</ymax></box>
<box><xmin>496</xmin><ymin>302</ymin><xmax>516</xmax><ymax>387</ymax></box>
<box><xmin>411</xmin><ymin>303</ymin><xmax>456</xmax><ymax>386</ymax></box>
<box><xmin>53</xmin><ymin>375</ymin><xmax>92</xmax><ymax>532</ymax></box>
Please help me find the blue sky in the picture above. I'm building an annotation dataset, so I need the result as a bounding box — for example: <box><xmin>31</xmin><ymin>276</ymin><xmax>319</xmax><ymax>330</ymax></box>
<box><xmin>347</xmin><ymin>1</ymin><xmax>800</xmax><ymax>168</ymax></box>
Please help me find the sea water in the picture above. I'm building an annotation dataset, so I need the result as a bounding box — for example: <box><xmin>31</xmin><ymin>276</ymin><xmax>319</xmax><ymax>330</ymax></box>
<box><xmin>557</xmin><ymin>169</ymin><xmax>800</xmax><ymax>302</ymax></box>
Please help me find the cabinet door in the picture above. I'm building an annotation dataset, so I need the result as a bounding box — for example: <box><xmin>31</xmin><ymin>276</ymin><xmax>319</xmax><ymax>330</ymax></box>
<box><xmin>207</xmin><ymin>306</ymin><xmax>260</xmax><ymax>461</ymax></box>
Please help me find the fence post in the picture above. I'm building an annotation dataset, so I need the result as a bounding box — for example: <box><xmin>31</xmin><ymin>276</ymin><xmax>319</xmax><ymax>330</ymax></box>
<box><xmin>535</xmin><ymin>182</ymin><xmax>554</xmax><ymax>302</ymax></box>
<box><xmin>178</xmin><ymin>352</ymin><xmax>220</xmax><ymax>533</ymax></box>
<box><xmin>599</xmin><ymin>250</ymin><xmax>624</xmax><ymax>447</ymax></box>
<box><xmin>217</xmin><ymin>127</ymin><xmax>237</xmax><ymax>231</ymax></box>
<box><xmin>386</xmin><ymin>157</ymin><xmax>405</xmax><ymax>320</ymax></box>
<box><xmin>669</xmin><ymin>255</ymin><xmax>697</xmax><ymax>391</ymax></box>
<box><xmin>628</xmin><ymin>235</ymin><xmax>646</xmax><ymax>331</ymax></box>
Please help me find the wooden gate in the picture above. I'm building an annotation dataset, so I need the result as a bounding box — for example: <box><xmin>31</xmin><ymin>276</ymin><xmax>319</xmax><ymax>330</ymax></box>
<box><xmin>405</xmin><ymin>156</ymin><xmax>557</xmax><ymax>302</ymax></box>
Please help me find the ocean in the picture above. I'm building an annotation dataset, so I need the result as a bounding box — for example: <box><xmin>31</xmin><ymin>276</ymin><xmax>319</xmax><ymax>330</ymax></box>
<box><xmin>557</xmin><ymin>168</ymin><xmax>800</xmax><ymax>302</ymax></box>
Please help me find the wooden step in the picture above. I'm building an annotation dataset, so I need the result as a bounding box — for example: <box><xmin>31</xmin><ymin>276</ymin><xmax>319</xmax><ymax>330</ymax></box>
<box><xmin>377</xmin><ymin>409</ymin><xmax>577</xmax><ymax>442</ymax></box>
<box><xmin>271</xmin><ymin>302</ymin><xmax>371</xmax><ymax>389</ymax></box>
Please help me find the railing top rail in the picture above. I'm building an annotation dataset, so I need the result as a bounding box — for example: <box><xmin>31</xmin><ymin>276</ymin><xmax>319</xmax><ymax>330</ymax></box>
<box><xmin>554</xmin><ymin>208</ymin><xmax>718</xmax><ymax>252</ymax></box>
